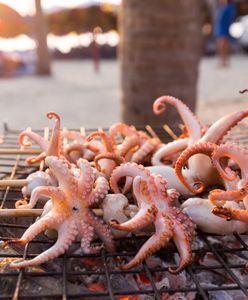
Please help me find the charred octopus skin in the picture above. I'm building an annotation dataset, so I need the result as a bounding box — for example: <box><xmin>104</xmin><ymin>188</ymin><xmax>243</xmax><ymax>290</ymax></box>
<box><xmin>109</xmin><ymin>163</ymin><xmax>196</xmax><ymax>274</ymax></box>
<box><xmin>1</xmin><ymin>156</ymin><xmax>115</xmax><ymax>269</ymax></box>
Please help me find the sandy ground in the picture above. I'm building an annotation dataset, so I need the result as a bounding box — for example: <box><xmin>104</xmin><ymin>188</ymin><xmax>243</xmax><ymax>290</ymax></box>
<box><xmin>0</xmin><ymin>54</ymin><xmax>247</xmax><ymax>131</ymax></box>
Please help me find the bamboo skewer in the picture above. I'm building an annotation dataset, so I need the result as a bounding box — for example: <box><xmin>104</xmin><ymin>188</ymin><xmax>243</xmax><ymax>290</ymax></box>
<box><xmin>0</xmin><ymin>209</ymin><xmax>44</xmax><ymax>217</ymax></box>
<box><xmin>39</xmin><ymin>127</ymin><xmax>50</xmax><ymax>171</ymax></box>
<box><xmin>0</xmin><ymin>208</ymin><xmax>104</xmax><ymax>218</ymax></box>
<box><xmin>163</xmin><ymin>124</ymin><xmax>178</xmax><ymax>140</ymax></box>
<box><xmin>80</xmin><ymin>127</ymin><xmax>86</xmax><ymax>136</ymax></box>
<box><xmin>0</xmin><ymin>149</ymin><xmax>42</xmax><ymax>155</ymax></box>
<box><xmin>0</xmin><ymin>179</ymin><xmax>28</xmax><ymax>188</ymax></box>
<box><xmin>145</xmin><ymin>125</ymin><xmax>161</xmax><ymax>141</ymax></box>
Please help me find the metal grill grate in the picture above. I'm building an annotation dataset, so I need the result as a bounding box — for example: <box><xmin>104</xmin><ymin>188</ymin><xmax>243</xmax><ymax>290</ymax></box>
<box><xmin>0</xmin><ymin>123</ymin><xmax>248</xmax><ymax>300</ymax></box>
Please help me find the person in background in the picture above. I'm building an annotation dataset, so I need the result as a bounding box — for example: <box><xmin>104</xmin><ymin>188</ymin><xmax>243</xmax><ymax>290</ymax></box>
<box><xmin>215</xmin><ymin>0</ymin><xmax>237</xmax><ymax>67</ymax></box>
<box><xmin>92</xmin><ymin>27</ymin><xmax>102</xmax><ymax>73</ymax></box>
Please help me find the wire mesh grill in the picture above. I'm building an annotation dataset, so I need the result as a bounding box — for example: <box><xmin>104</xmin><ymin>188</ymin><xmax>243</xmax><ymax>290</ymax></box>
<box><xmin>0</xmin><ymin>123</ymin><xmax>248</xmax><ymax>300</ymax></box>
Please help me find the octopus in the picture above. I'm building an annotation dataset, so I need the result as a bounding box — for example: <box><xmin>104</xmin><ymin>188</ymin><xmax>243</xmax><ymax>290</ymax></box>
<box><xmin>109</xmin><ymin>122</ymin><xmax>161</xmax><ymax>165</ymax></box>
<box><xmin>179</xmin><ymin>142</ymin><xmax>248</xmax><ymax>234</ymax></box>
<box><xmin>18</xmin><ymin>170</ymin><xmax>58</xmax><ymax>206</ymax></box>
<box><xmin>102</xmin><ymin>193</ymin><xmax>138</xmax><ymax>238</ymax></box>
<box><xmin>152</xmin><ymin>95</ymin><xmax>202</xmax><ymax>167</ymax></box>
<box><xmin>62</xmin><ymin>130</ymin><xmax>100</xmax><ymax>163</ymax></box>
<box><xmin>208</xmin><ymin>143</ymin><xmax>248</xmax><ymax>224</ymax></box>
<box><xmin>1</xmin><ymin>156</ymin><xmax>115</xmax><ymax>268</ymax></box>
<box><xmin>174</xmin><ymin>109</ymin><xmax>248</xmax><ymax>194</ymax></box>
<box><xmin>19</xmin><ymin>112</ymin><xmax>61</xmax><ymax>164</ymax></box>
<box><xmin>109</xmin><ymin>162</ymin><xmax>196</xmax><ymax>273</ymax></box>
<box><xmin>86</xmin><ymin>130</ymin><xmax>124</xmax><ymax>178</ymax></box>
<box><xmin>19</xmin><ymin>112</ymin><xmax>98</xmax><ymax>164</ymax></box>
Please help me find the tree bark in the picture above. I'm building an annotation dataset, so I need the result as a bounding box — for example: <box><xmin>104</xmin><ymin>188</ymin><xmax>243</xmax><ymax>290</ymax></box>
<box><xmin>34</xmin><ymin>0</ymin><xmax>51</xmax><ymax>75</ymax></box>
<box><xmin>120</xmin><ymin>0</ymin><xmax>205</xmax><ymax>128</ymax></box>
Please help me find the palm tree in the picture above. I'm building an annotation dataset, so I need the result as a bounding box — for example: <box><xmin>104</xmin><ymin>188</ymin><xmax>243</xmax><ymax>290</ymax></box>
<box><xmin>119</xmin><ymin>0</ymin><xmax>206</xmax><ymax>128</ymax></box>
<box><xmin>34</xmin><ymin>0</ymin><xmax>51</xmax><ymax>75</ymax></box>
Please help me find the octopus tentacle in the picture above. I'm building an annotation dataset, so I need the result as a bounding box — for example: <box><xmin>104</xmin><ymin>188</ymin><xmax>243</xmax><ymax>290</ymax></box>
<box><xmin>110</xmin><ymin>205</ymin><xmax>157</xmax><ymax>231</ymax></box>
<box><xmin>16</xmin><ymin>186</ymin><xmax>65</xmax><ymax>209</ymax></box>
<box><xmin>45</xmin><ymin>156</ymin><xmax>78</xmax><ymax>194</ymax></box>
<box><xmin>88</xmin><ymin>176</ymin><xmax>109</xmax><ymax>205</ymax></box>
<box><xmin>25</xmin><ymin>151</ymin><xmax>47</xmax><ymax>165</ymax></box>
<box><xmin>110</xmin><ymin>162</ymin><xmax>152</xmax><ymax>193</ymax></box>
<box><xmin>175</xmin><ymin>142</ymin><xmax>218</xmax><ymax>193</ymax></box>
<box><xmin>121</xmin><ymin>215</ymin><xmax>173</xmax><ymax>270</ymax></box>
<box><xmin>46</xmin><ymin>112</ymin><xmax>61</xmax><ymax>157</ymax></box>
<box><xmin>118</xmin><ymin>135</ymin><xmax>141</xmax><ymax>157</ymax></box>
<box><xmin>212</xmin><ymin>206</ymin><xmax>248</xmax><ymax>222</ymax></box>
<box><xmin>169</xmin><ymin>207</ymin><xmax>195</xmax><ymax>274</ymax></box>
<box><xmin>18</xmin><ymin>131</ymin><xmax>48</xmax><ymax>151</ymax></box>
<box><xmin>94</xmin><ymin>152</ymin><xmax>125</xmax><ymax>174</ymax></box>
<box><xmin>77</xmin><ymin>158</ymin><xmax>95</xmax><ymax>196</ymax></box>
<box><xmin>153</xmin><ymin>96</ymin><xmax>201</xmax><ymax>145</ymax></box>
<box><xmin>212</xmin><ymin>143</ymin><xmax>248</xmax><ymax>181</ymax></box>
<box><xmin>131</xmin><ymin>138</ymin><xmax>160</xmax><ymax>164</ymax></box>
<box><xmin>78</xmin><ymin>221</ymin><xmax>95</xmax><ymax>253</ymax></box>
<box><xmin>85</xmin><ymin>210</ymin><xmax>115</xmax><ymax>252</ymax></box>
<box><xmin>110</xmin><ymin>176</ymin><xmax>157</xmax><ymax>231</ymax></box>
<box><xmin>64</xmin><ymin>142</ymin><xmax>99</xmax><ymax>163</ymax></box>
<box><xmin>151</xmin><ymin>138</ymin><xmax>189</xmax><ymax>166</ymax></box>
<box><xmin>109</xmin><ymin>122</ymin><xmax>137</xmax><ymax>140</ymax></box>
<box><xmin>61</xmin><ymin>130</ymin><xmax>86</xmax><ymax>142</ymax></box>
<box><xmin>87</xmin><ymin>131</ymin><xmax>115</xmax><ymax>152</ymax></box>
<box><xmin>10</xmin><ymin>219</ymin><xmax>77</xmax><ymax>269</ymax></box>
<box><xmin>1</xmin><ymin>212</ymin><xmax>63</xmax><ymax>250</ymax></box>
<box><xmin>209</xmin><ymin>188</ymin><xmax>244</xmax><ymax>206</ymax></box>
<box><xmin>201</xmin><ymin>109</ymin><xmax>248</xmax><ymax>144</ymax></box>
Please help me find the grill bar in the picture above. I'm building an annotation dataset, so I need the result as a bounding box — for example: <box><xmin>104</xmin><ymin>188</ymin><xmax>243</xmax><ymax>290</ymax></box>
<box><xmin>202</xmin><ymin>235</ymin><xmax>248</xmax><ymax>296</ymax></box>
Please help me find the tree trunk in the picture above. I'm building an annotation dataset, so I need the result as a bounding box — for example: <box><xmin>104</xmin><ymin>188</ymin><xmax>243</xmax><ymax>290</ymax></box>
<box><xmin>34</xmin><ymin>0</ymin><xmax>51</xmax><ymax>75</ymax></box>
<box><xmin>120</xmin><ymin>0</ymin><xmax>205</xmax><ymax>128</ymax></box>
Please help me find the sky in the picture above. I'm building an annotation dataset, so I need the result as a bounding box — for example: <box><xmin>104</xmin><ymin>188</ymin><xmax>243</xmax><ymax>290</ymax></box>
<box><xmin>0</xmin><ymin>0</ymin><xmax>121</xmax><ymax>16</ymax></box>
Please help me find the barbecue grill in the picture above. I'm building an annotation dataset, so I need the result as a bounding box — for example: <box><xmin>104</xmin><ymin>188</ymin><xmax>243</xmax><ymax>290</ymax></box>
<box><xmin>0</xmin><ymin>123</ymin><xmax>248</xmax><ymax>300</ymax></box>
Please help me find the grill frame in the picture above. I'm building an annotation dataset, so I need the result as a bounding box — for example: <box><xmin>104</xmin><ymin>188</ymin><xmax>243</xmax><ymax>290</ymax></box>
<box><xmin>0</xmin><ymin>123</ymin><xmax>248</xmax><ymax>300</ymax></box>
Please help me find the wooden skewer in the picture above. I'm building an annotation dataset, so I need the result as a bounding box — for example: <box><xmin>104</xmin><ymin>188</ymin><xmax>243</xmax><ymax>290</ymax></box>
<box><xmin>0</xmin><ymin>209</ymin><xmax>43</xmax><ymax>217</ymax></box>
<box><xmin>145</xmin><ymin>125</ymin><xmax>161</xmax><ymax>141</ymax></box>
<box><xmin>0</xmin><ymin>179</ymin><xmax>28</xmax><ymax>188</ymax></box>
<box><xmin>0</xmin><ymin>149</ymin><xmax>41</xmax><ymax>155</ymax></box>
<box><xmin>163</xmin><ymin>124</ymin><xmax>178</xmax><ymax>140</ymax></box>
<box><xmin>0</xmin><ymin>208</ymin><xmax>104</xmax><ymax>218</ymax></box>
<box><xmin>62</xmin><ymin>127</ymin><xmax>68</xmax><ymax>147</ymax></box>
<box><xmin>39</xmin><ymin>127</ymin><xmax>50</xmax><ymax>171</ymax></box>
<box><xmin>80</xmin><ymin>127</ymin><xmax>86</xmax><ymax>136</ymax></box>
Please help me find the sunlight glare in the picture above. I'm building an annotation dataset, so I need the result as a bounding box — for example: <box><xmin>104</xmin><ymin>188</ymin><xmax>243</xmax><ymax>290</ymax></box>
<box><xmin>0</xmin><ymin>34</ymin><xmax>36</xmax><ymax>51</ymax></box>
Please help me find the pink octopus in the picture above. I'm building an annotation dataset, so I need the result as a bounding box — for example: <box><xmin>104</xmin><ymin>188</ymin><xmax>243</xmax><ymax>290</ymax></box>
<box><xmin>109</xmin><ymin>163</ymin><xmax>196</xmax><ymax>273</ymax></box>
<box><xmin>19</xmin><ymin>112</ymin><xmax>98</xmax><ymax>164</ymax></box>
<box><xmin>208</xmin><ymin>143</ymin><xmax>248</xmax><ymax>223</ymax></box>
<box><xmin>19</xmin><ymin>112</ymin><xmax>61</xmax><ymax>164</ymax></box>
<box><xmin>1</xmin><ymin>156</ymin><xmax>115</xmax><ymax>268</ymax></box>
<box><xmin>174</xmin><ymin>109</ymin><xmax>248</xmax><ymax>194</ymax></box>
<box><xmin>109</xmin><ymin>122</ymin><xmax>161</xmax><ymax>164</ymax></box>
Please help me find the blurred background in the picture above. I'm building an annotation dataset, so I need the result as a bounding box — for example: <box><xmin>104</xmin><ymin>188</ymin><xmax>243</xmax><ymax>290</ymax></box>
<box><xmin>0</xmin><ymin>0</ymin><xmax>247</xmax><ymax>129</ymax></box>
